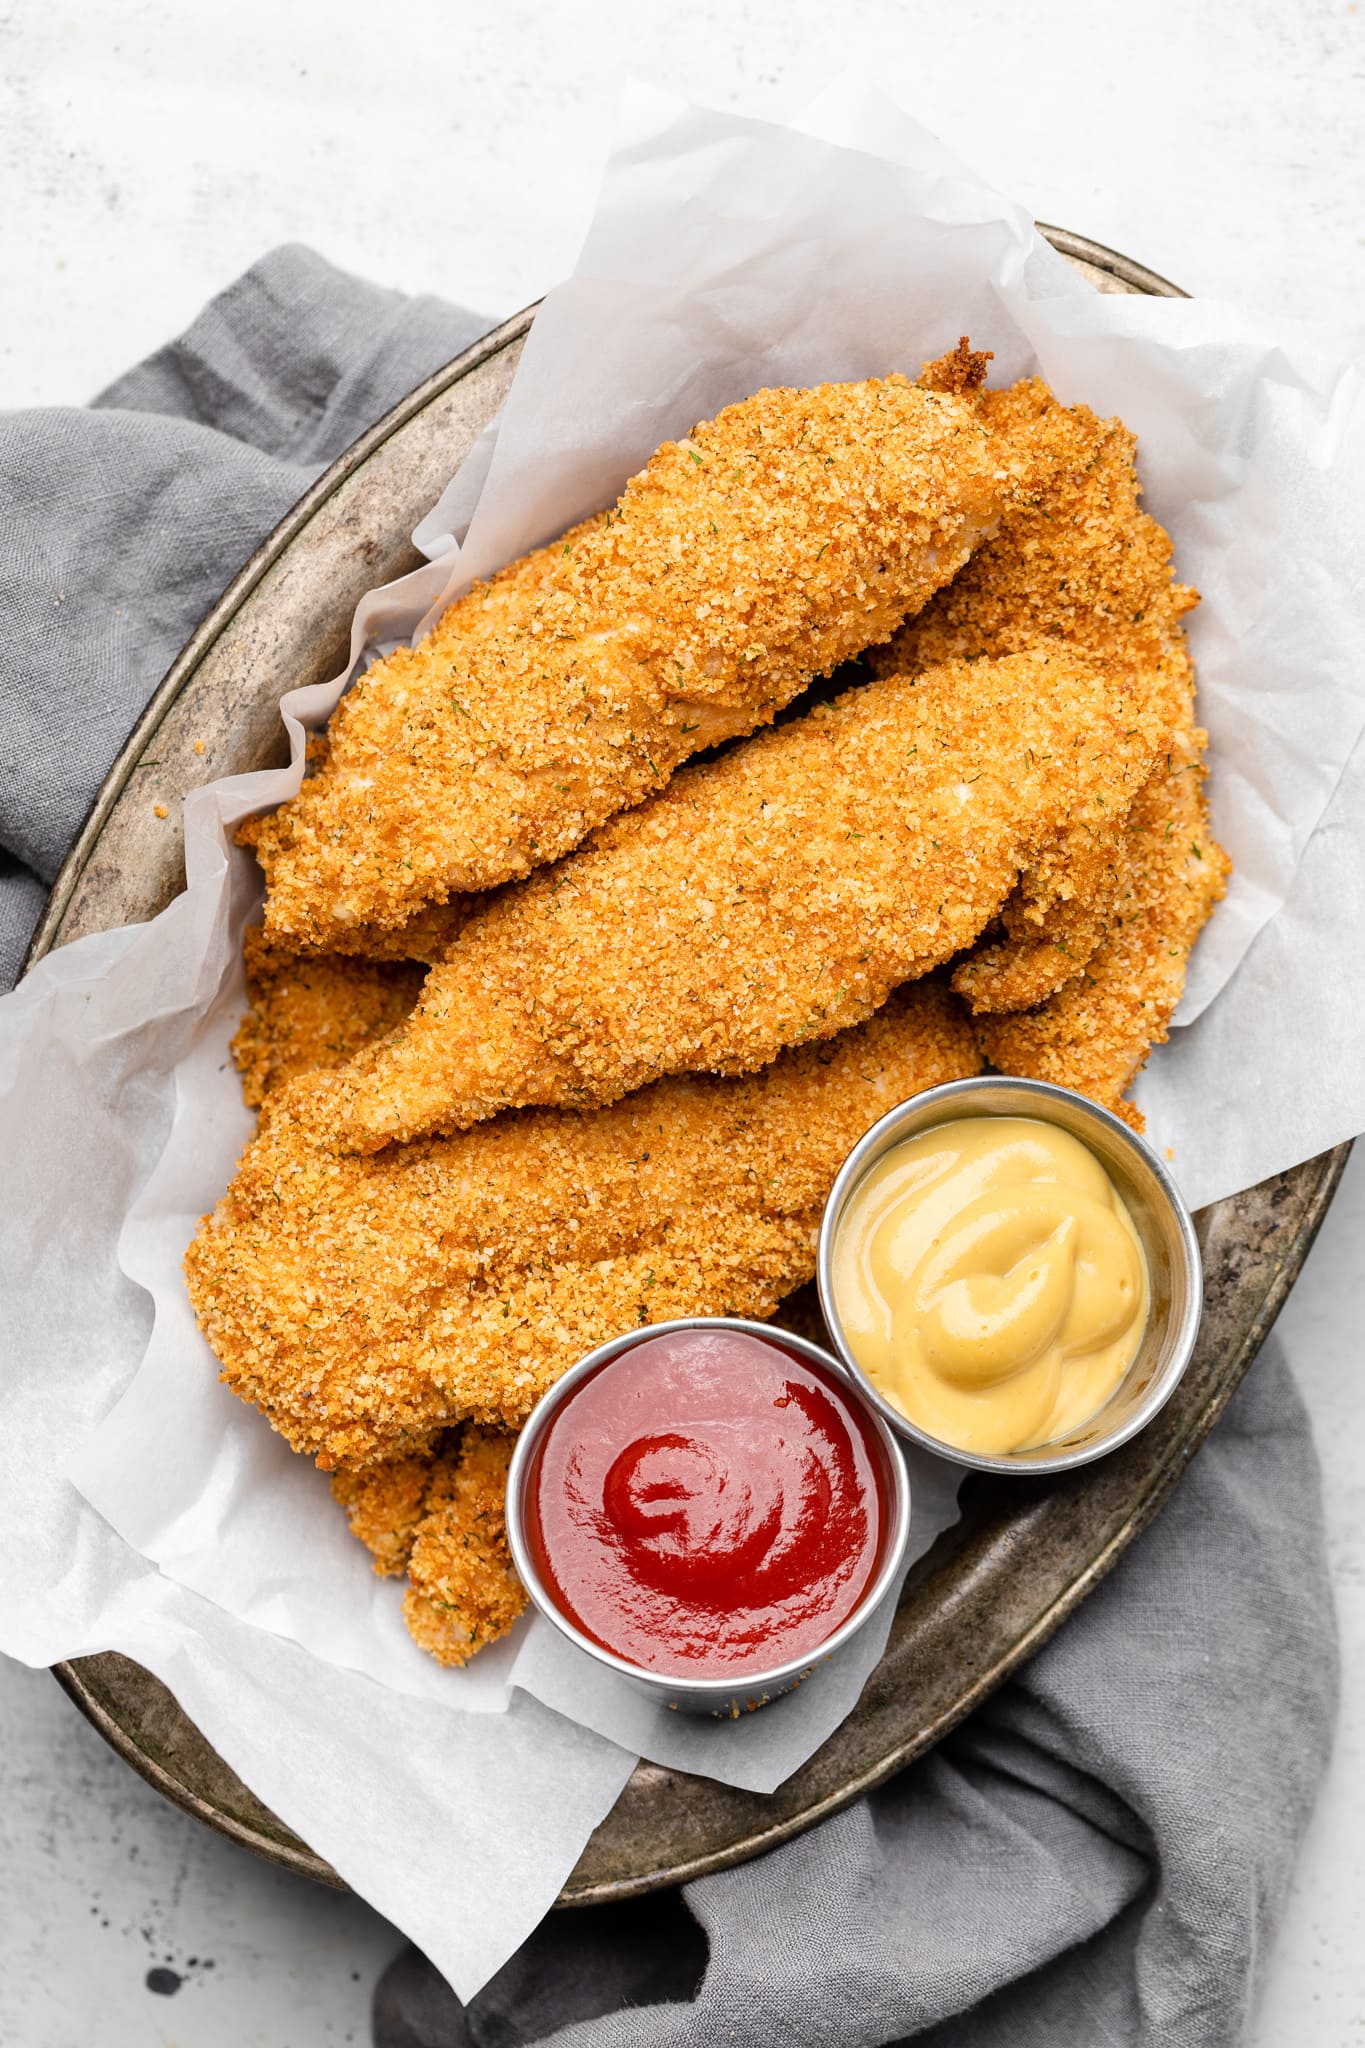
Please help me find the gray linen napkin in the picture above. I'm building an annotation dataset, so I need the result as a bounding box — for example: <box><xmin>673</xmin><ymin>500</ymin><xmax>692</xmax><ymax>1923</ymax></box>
<box><xmin>0</xmin><ymin>250</ymin><xmax>1337</xmax><ymax>2048</ymax></box>
<box><xmin>0</xmin><ymin>244</ymin><xmax>486</xmax><ymax>968</ymax></box>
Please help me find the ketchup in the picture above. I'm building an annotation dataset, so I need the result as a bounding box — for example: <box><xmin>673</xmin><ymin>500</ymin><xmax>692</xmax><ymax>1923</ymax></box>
<box><xmin>527</xmin><ymin>1328</ymin><xmax>888</xmax><ymax>1676</ymax></box>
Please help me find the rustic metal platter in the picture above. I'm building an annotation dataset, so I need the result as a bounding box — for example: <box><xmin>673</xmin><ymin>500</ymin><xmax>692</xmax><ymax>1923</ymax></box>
<box><xmin>35</xmin><ymin>230</ymin><xmax>1349</xmax><ymax>1906</ymax></box>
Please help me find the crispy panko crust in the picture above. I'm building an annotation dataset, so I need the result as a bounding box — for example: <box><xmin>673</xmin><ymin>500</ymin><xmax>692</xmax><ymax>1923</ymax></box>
<box><xmin>977</xmin><ymin>708</ymin><xmax>1229</xmax><ymax>1128</ymax></box>
<box><xmin>331</xmin><ymin>1444</ymin><xmax>440</xmax><ymax>1577</ymax></box>
<box><xmin>245</xmin><ymin>743</ymin><xmax>473</xmax><ymax>966</ymax></box>
<box><xmin>767</xmin><ymin>1279</ymin><xmax>836</xmax><ymax>1354</ymax></box>
<box><xmin>876</xmin><ymin>377</ymin><xmax>1204</xmax><ymax>1012</ymax></box>
<box><xmin>184</xmin><ymin>984</ymin><xmax>980</xmax><ymax>1470</ymax></box>
<box><xmin>331</xmin><ymin>1429</ymin><xmax>525</xmax><ymax>1664</ymax></box>
<box><xmin>305</xmin><ymin>895</ymin><xmax>471</xmax><ymax>965</ymax></box>
<box><xmin>243</xmin><ymin>375</ymin><xmax>1005</xmax><ymax>948</ymax></box>
<box><xmin>238</xmin><ymin>521</ymin><xmax>596</xmax><ymax>947</ymax></box>
<box><xmin>333</xmin><ymin>646</ymin><xmax>1168</xmax><ymax>1150</ymax></box>
<box><xmin>880</xmin><ymin>377</ymin><xmax>1197</xmax><ymax>680</ymax></box>
<box><xmin>232</xmin><ymin>928</ymin><xmax>427</xmax><ymax>1110</ymax></box>
<box><xmin>402</xmin><ymin>1429</ymin><xmax>526</xmax><ymax>1667</ymax></box>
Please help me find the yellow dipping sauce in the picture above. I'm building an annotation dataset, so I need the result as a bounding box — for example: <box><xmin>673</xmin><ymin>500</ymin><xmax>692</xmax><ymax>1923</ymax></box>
<box><xmin>830</xmin><ymin>1116</ymin><xmax>1149</xmax><ymax>1457</ymax></box>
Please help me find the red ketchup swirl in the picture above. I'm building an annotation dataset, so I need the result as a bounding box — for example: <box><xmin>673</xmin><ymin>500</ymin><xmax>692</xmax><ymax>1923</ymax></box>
<box><xmin>527</xmin><ymin>1329</ymin><xmax>888</xmax><ymax>1676</ymax></box>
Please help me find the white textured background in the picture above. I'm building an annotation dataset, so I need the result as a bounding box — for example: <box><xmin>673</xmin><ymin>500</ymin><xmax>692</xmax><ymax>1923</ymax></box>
<box><xmin>2</xmin><ymin>1</ymin><xmax>1363</xmax><ymax>2041</ymax></box>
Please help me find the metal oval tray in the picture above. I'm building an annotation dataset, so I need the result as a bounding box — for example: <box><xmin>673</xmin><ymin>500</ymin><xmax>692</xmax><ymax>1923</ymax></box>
<box><xmin>35</xmin><ymin>230</ymin><xmax>1348</xmax><ymax>1907</ymax></box>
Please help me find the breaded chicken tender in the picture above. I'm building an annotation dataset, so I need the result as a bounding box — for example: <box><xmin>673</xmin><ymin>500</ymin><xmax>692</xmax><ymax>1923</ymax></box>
<box><xmin>331</xmin><ymin>1430</ymin><xmax>525</xmax><ymax>1664</ymax></box>
<box><xmin>335</xmin><ymin>646</ymin><xmax>1168</xmax><ymax>1150</ymax></box>
<box><xmin>331</xmin><ymin>1445</ymin><xmax>439</xmax><ymax>1577</ymax></box>
<box><xmin>184</xmin><ymin>985</ymin><xmax>980</xmax><ymax>1470</ymax></box>
<box><xmin>882</xmin><ymin>378</ymin><xmax>1197</xmax><ymax>681</ymax></box>
<box><xmin>246</xmin><ymin>744</ymin><xmax>473</xmax><ymax>966</ymax></box>
<box><xmin>977</xmin><ymin>710</ymin><xmax>1229</xmax><ymax>1128</ymax></box>
<box><xmin>952</xmin><ymin>886</ymin><xmax>1129</xmax><ymax>1017</ymax></box>
<box><xmin>403</xmin><ymin>1429</ymin><xmax>526</xmax><ymax>1667</ymax></box>
<box><xmin>239</xmin><ymin>517</ymin><xmax>601</xmax><ymax>947</ymax></box>
<box><xmin>877</xmin><ymin>377</ymin><xmax>1203</xmax><ymax>1013</ymax></box>
<box><xmin>244</xmin><ymin>376</ymin><xmax>1005</xmax><ymax>949</ymax></box>
<box><xmin>232</xmin><ymin>929</ymin><xmax>426</xmax><ymax>1109</ymax></box>
<box><xmin>302</xmin><ymin>892</ymin><xmax>471</xmax><ymax>965</ymax></box>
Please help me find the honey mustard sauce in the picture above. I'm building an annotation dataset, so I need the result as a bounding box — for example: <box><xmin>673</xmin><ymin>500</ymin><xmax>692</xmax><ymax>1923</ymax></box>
<box><xmin>830</xmin><ymin>1117</ymin><xmax>1150</xmax><ymax>1456</ymax></box>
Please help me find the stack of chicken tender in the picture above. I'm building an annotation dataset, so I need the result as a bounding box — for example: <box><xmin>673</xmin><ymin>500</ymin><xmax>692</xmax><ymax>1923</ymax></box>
<box><xmin>185</xmin><ymin>342</ymin><xmax>1228</xmax><ymax>1668</ymax></box>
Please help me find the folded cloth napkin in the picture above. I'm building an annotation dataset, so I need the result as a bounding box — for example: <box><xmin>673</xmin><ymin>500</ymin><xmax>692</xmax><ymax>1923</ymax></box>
<box><xmin>0</xmin><ymin>249</ymin><xmax>1337</xmax><ymax>2048</ymax></box>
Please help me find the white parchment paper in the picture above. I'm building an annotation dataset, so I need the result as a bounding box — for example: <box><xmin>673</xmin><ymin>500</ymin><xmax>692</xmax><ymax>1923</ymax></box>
<box><xmin>3</xmin><ymin>79</ymin><xmax>1364</xmax><ymax>1999</ymax></box>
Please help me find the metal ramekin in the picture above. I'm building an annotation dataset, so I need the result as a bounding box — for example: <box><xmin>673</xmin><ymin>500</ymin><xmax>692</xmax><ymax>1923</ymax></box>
<box><xmin>505</xmin><ymin>1316</ymin><xmax>911</xmax><ymax>1717</ymax></box>
<box><xmin>816</xmin><ymin>1077</ymin><xmax>1203</xmax><ymax>1476</ymax></box>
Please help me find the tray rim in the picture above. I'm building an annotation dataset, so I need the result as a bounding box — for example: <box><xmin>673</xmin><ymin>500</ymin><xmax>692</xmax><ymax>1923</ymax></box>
<box><xmin>34</xmin><ymin>224</ymin><xmax>1348</xmax><ymax>1905</ymax></box>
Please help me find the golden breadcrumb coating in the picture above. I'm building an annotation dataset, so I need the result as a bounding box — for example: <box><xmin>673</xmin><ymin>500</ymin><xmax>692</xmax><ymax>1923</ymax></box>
<box><xmin>232</xmin><ymin>929</ymin><xmax>426</xmax><ymax>1110</ymax></box>
<box><xmin>880</xmin><ymin>376</ymin><xmax>1197</xmax><ymax>687</ymax></box>
<box><xmin>331</xmin><ymin>1445</ymin><xmax>439</xmax><ymax>1577</ymax></box>
<box><xmin>876</xmin><ymin>377</ymin><xmax>1203</xmax><ymax>1013</ymax></box>
<box><xmin>767</xmin><ymin>1280</ymin><xmax>836</xmax><ymax>1355</ymax></box>
<box><xmin>953</xmin><ymin>887</ymin><xmax>1124</xmax><ymax>1016</ymax></box>
<box><xmin>331</xmin><ymin>1430</ymin><xmax>525</xmax><ymax>1664</ymax></box>
<box><xmin>334</xmin><ymin>646</ymin><xmax>1168</xmax><ymax>1150</ymax></box>
<box><xmin>977</xmin><ymin>711</ymin><xmax>1229</xmax><ymax>1128</ymax></box>
<box><xmin>239</xmin><ymin>519</ymin><xmax>598</xmax><ymax>946</ymax></box>
<box><xmin>403</xmin><ymin>1429</ymin><xmax>526</xmax><ymax>1667</ymax></box>
<box><xmin>244</xmin><ymin>376</ymin><xmax>1004</xmax><ymax>948</ymax></box>
<box><xmin>184</xmin><ymin>985</ymin><xmax>980</xmax><ymax>1470</ymax></box>
<box><xmin>919</xmin><ymin>338</ymin><xmax>996</xmax><ymax>397</ymax></box>
<box><xmin>309</xmin><ymin>896</ymin><xmax>471</xmax><ymax>965</ymax></box>
<box><xmin>247</xmin><ymin>738</ymin><xmax>471</xmax><ymax>965</ymax></box>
